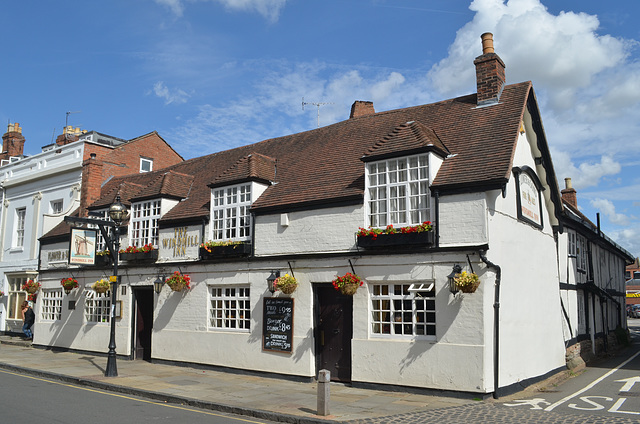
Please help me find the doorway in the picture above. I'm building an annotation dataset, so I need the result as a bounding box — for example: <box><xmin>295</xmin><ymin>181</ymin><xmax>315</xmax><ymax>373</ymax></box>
<box><xmin>132</xmin><ymin>287</ymin><xmax>154</xmax><ymax>360</ymax></box>
<box><xmin>314</xmin><ymin>284</ymin><xmax>353</xmax><ymax>382</ymax></box>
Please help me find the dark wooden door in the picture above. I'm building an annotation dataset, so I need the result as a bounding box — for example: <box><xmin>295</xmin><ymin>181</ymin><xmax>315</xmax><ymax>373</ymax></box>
<box><xmin>314</xmin><ymin>284</ymin><xmax>353</xmax><ymax>382</ymax></box>
<box><xmin>133</xmin><ymin>288</ymin><xmax>153</xmax><ymax>360</ymax></box>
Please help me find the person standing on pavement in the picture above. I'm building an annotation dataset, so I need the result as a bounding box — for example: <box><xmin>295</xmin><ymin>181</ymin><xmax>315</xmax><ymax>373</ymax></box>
<box><xmin>21</xmin><ymin>301</ymin><xmax>35</xmax><ymax>340</ymax></box>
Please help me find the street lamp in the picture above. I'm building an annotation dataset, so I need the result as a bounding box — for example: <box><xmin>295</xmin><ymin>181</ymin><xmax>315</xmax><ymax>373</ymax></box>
<box><xmin>105</xmin><ymin>195</ymin><xmax>128</xmax><ymax>377</ymax></box>
<box><xmin>64</xmin><ymin>194</ymin><xmax>129</xmax><ymax>377</ymax></box>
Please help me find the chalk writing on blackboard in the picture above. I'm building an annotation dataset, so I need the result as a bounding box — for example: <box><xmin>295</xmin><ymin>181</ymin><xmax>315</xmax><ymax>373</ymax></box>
<box><xmin>263</xmin><ymin>297</ymin><xmax>294</xmax><ymax>353</ymax></box>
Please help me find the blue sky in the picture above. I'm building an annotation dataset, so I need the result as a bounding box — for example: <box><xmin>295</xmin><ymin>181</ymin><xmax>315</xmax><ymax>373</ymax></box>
<box><xmin>2</xmin><ymin>0</ymin><xmax>640</xmax><ymax>258</ymax></box>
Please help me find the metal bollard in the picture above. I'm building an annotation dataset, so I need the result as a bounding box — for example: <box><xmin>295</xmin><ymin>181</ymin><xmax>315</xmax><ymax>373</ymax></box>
<box><xmin>317</xmin><ymin>369</ymin><xmax>330</xmax><ymax>416</ymax></box>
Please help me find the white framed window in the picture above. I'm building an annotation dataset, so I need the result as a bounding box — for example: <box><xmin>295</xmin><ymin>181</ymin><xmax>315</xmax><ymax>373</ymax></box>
<box><xmin>568</xmin><ymin>231</ymin><xmax>577</xmax><ymax>257</ymax></box>
<box><xmin>84</xmin><ymin>290</ymin><xmax>111</xmax><ymax>323</ymax></box>
<box><xmin>14</xmin><ymin>207</ymin><xmax>26</xmax><ymax>247</ymax></box>
<box><xmin>90</xmin><ymin>209</ymin><xmax>112</xmax><ymax>252</ymax></box>
<box><xmin>210</xmin><ymin>184</ymin><xmax>251</xmax><ymax>241</ymax></box>
<box><xmin>365</xmin><ymin>154</ymin><xmax>430</xmax><ymax>228</ymax></box>
<box><xmin>7</xmin><ymin>275</ymin><xmax>28</xmax><ymax>320</ymax></box>
<box><xmin>131</xmin><ymin>200</ymin><xmax>161</xmax><ymax>247</ymax></box>
<box><xmin>41</xmin><ymin>289</ymin><xmax>63</xmax><ymax>321</ymax></box>
<box><xmin>50</xmin><ymin>199</ymin><xmax>64</xmax><ymax>214</ymax></box>
<box><xmin>370</xmin><ymin>283</ymin><xmax>436</xmax><ymax>338</ymax></box>
<box><xmin>140</xmin><ymin>157</ymin><xmax>153</xmax><ymax>173</ymax></box>
<box><xmin>577</xmin><ymin>234</ymin><xmax>588</xmax><ymax>272</ymax></box>
<box><xmin>209</xmin><ymin>286</ymin><xmax>251</xmax><ymax>331</ymax></box>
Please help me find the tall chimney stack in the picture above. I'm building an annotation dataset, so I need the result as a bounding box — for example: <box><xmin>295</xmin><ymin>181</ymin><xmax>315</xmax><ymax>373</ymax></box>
<box><xmin>1</xmin><ymin>122</ymin><xmax>26</xmax><ymax>164</ymax></box>
<box><xmin>561</xmin><ymin>177</ymin><xmax>577</xmax><ymax>208</ymax></box>
<box><xmin>474</xmin><ymin>33</ymin><xmax>506</xmax><ymax>106</ymax></box>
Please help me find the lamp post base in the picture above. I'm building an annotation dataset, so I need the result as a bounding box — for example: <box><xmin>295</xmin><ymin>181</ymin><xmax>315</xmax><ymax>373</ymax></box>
<box><xmin>105</xmin><ymin>352</ymin><xmax>118</xmax><ymax>377</ymax></box>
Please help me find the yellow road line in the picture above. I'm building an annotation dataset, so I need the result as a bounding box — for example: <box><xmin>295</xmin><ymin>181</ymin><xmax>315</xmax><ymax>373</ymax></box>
<box><xmin>0</xmin><ymin>368</ymin><xmax>269</xmax><ymax>423</ymax></box>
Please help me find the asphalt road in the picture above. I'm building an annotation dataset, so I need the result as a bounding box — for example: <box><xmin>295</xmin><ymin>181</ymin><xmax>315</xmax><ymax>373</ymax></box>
<box><xmin>0</xmin><ymin>368</ymin><xmax>278</xmax><ymax>424</ymax></box>
<box><xmin>500</xmin><ymin>320</ymin><xmax>640</xmax><ymax>420</ymax></box>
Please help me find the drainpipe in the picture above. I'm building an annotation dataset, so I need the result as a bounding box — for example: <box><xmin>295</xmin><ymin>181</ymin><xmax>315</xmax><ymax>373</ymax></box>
<box><xmin>433</xmin><ymin>190</ymin><xmax>440</xmax><ymax>248</ymax></box>
<box><xmin>479</xmin><ymin>250</ymin><xmax>502</xmax><ymax>399</ymax></box>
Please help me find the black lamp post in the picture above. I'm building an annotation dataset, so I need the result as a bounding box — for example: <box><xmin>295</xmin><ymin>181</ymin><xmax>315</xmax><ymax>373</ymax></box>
<box><xmin>104</xmin><ymin>195</ymin><xmax>128</xmax><ymax>377</ymax></box>
<box><xmin>65</xmin><ymin>195</ymin><xmax>129</xmax><ymax>377</ymax></box>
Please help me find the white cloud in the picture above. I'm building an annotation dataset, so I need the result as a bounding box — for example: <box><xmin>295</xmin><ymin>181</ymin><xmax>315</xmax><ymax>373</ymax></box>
<box><xmin>154</xmin><ymin>0</ymin><xmax>288</xmax><ymax>22</ymax></box>
<box><xmin>552</xmin><ymin>153</ymin><xmax>621</xmax><ymax>190</ymax></box>
<box><xmin>590</xmin><ymin>198</ymin><xmax>630</xmax><ymax>226</ymax></box>
<box><xmin>155</xmin><ymin>0</ymin><xmax>184</xmax><ymax>16</ymax></box>
<box><xmin>153</xmin><ymin>81</ymin><xmax>190</xmax><ymax>105</ymax></box>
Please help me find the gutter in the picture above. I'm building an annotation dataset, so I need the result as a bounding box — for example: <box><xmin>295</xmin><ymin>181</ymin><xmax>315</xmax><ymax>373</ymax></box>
<box><xmin>479</xmin><ymin>250</ymin><xmax>502</xmax><ymax>399</ymax></box>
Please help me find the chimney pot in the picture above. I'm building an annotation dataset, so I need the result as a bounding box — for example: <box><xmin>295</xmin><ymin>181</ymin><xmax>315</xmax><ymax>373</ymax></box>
<box><xmin>481</xmin><ymin>32</ymin><xmax>495</xmax><ymax>54</ymax></box>
<box><xmin>561</xmin><ymin>177</ymin><xmax>577</xmax><ymax>208</ymax></box>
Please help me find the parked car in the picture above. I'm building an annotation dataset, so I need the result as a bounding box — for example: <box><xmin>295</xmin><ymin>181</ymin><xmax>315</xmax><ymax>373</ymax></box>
<box><xmin>630</xmin><ymin>304</ymin><xmax>640</xmax><ymax>318</ymax></box>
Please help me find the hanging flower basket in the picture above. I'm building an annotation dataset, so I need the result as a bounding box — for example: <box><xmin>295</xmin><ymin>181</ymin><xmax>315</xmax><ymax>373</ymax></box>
<box><xmin>22</xmin><ymin>279</ymin><xmax>41</xmax><ymax>294</ymax></box>
<box><xmin>0</xmin><ymin>290</ymin><xmax>5</xmax><ymax>297</ymax></box>
<box><xmin>60</xmin><ymin>277</ymin><xmax>79</xmax><ymax>294</ymax></box>
<box><xmin>92</xmin><ymin>279</ymin><xmax>111</xmax><ymax>294</ymax></box>
<box><xmin>332</xmin><ymin>272</ymin><xmax>363</xmax><ymax>296</ymax></box>
<box><xmin>274</xmin><ymin>274</ymin><xmax>298</xmax><ymax>295</ymax></box>
<box><xmin>166</xmin><ymin>271</ymin><xmax>191</xmax><ymax>292</ymax></box>
<box><xmin>454</xmin><ymin>271</ymin><xmax>480</xmax><ymax>294</ymax></box>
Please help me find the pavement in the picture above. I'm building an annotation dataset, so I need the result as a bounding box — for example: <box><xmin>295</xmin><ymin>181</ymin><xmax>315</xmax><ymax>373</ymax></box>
<box><xmin>3</xmin><ymin>335</ymin><xmax>639</xmax><ymax>424</ymax></box>
<box><xmin>0</xmin><ymin>336</ymin><xmax>480</xmax><ymax>423</ymax></box>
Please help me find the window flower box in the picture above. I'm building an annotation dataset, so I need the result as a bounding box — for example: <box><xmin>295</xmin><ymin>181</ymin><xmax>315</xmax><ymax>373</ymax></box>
<box><xmin>199</xmin><ymin>241</ymin><xmax>252</xmax><ymax>260</ymax></box>
<box><xmin>119</xmin><ymin>250</ymin><xmax>159</xmax><ymax>262</ymax></box>
<box><xmin>94</xmin><ymin>253</ymin><xmax>112</xmax><ymax>267</ymax></box>
<box><xmin>357</xmin><ymin>222</ymin><xmax>434</xmax><ymax>249</ymax></box>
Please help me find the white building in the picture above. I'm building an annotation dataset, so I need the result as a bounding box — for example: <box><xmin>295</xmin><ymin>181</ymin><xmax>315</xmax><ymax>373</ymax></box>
<box><xmin>0</xmin><ymin>126</ymin><xmax>182</xmax><ymax>333</ymax></box>
<box><xmin>35</xmin><ymin>33</ymin><xmax>632</xmax><ymax>397</ymax></box>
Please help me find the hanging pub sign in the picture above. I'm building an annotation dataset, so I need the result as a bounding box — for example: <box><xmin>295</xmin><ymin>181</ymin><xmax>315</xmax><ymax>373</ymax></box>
<box><xmin>513</xmin><ymin>166</ymin><xmax>543</xmax><ymax>229</ymax></box>
<box><xmin>262</xmin><ymin>297</ymin><xmax>294</xmax><ymax>353</ymax></box>
<box><xmin>69</xmin><ymin>227</ymin><xmax>97</xmax><ymax>265</ymax></box>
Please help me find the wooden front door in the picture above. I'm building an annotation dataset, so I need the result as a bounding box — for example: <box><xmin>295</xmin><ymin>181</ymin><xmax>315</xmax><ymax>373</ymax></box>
<box><xmin>314</xmin><ymin>284</ymin><xmax>353</xmax><ymax>382</ymax></box>
<box><xmin>133</xmin><ymin>288</ymin><xmax>153</xmax><ymax>360</ymax></box>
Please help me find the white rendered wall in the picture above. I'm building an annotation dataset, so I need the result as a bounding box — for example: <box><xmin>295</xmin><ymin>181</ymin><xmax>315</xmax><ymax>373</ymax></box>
<box><xmin>482</xmin><ymin>127</ymin><xmax>566</xmax><ymax>390</ymax></box>
<box><xmin>255</xmin><ymin>205</ymin><xmax>363</xmax><ymax>256</ymax></box>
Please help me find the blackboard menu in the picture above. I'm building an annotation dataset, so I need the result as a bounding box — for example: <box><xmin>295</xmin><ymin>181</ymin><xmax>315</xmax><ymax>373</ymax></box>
<box><xmin>262</xmin><ymin>297</ymin><xmax>294</xmax><ymax>353</ymax></box>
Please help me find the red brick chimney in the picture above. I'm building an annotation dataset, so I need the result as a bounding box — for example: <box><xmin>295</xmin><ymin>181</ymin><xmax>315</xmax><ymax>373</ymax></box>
<box><xmin>350</xmin><ymin>101</ymin><xmax>375</xmax><ymax>119</ymax></box>
<box><xmin>1</xmin><ymin>122</ymin><xmax>26</xmax><ymax>162</ymax></box>
<box><xmin>474</xmin><ymin>33</ymin><xmax>506</xmax><ymax>106</ymax></box>
<box><xmin>80</xmin><ymin>153</ymin><xmax>104</xmax><ymax>217</ymax></box>
<box><xmin>561</xmin><ymin>177</ymin><xmax>577</xmax><ymax>208</ymax></box>
<box><xmin>56</xmin><ymin>126</ymin><xmax>82</xmax><ymax>146</ymax></box>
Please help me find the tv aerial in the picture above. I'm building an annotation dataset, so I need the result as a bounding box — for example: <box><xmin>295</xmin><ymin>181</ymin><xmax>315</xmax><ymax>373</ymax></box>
<box><xmin>302</xmin><ymin>97</ymin><xmax>333</xmax><ymax>128</ymax></box>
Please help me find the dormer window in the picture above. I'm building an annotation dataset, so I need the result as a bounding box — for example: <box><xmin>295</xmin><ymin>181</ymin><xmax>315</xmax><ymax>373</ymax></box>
<box><xmin>365</xmin><ymin>154</ymin><xmax>430</xmax><ymax>228</ymax></box>
<box><xmin>210</xmin><ymin>183</ymin><xmax>252</xmax><ymax>241</ymax></box>
<box><xmin>131</xmin><ymin>200</ymin><xmax>161</xmax><ymax>247</ymax></box>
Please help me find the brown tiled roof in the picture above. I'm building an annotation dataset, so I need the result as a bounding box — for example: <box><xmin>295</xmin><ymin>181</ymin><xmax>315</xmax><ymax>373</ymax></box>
<box><xmin>209</xmin><ymin>153</ymin><xmax>276</xmax><ymax>188</ymax></box>
<box><xmin>131</xmin><ymin>170</ymin><xmax>194</xmax><ymax>202</ymax></box>
<box><xmin>362</xmin><ymin>121</ymin><xmax>449</xmax><ymax>161</ymax></box>
<box><xmin>80</xmin><ymin>82</ymin><xmax>534</xmax><ymax>223</ymax></box>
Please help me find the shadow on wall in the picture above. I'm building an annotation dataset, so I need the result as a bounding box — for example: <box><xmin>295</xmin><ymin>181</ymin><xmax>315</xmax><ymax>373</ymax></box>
<box><xmin>399</xmin><ymin>282</ymin><xmax>468</xmax><ymax>372</ymax></box>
